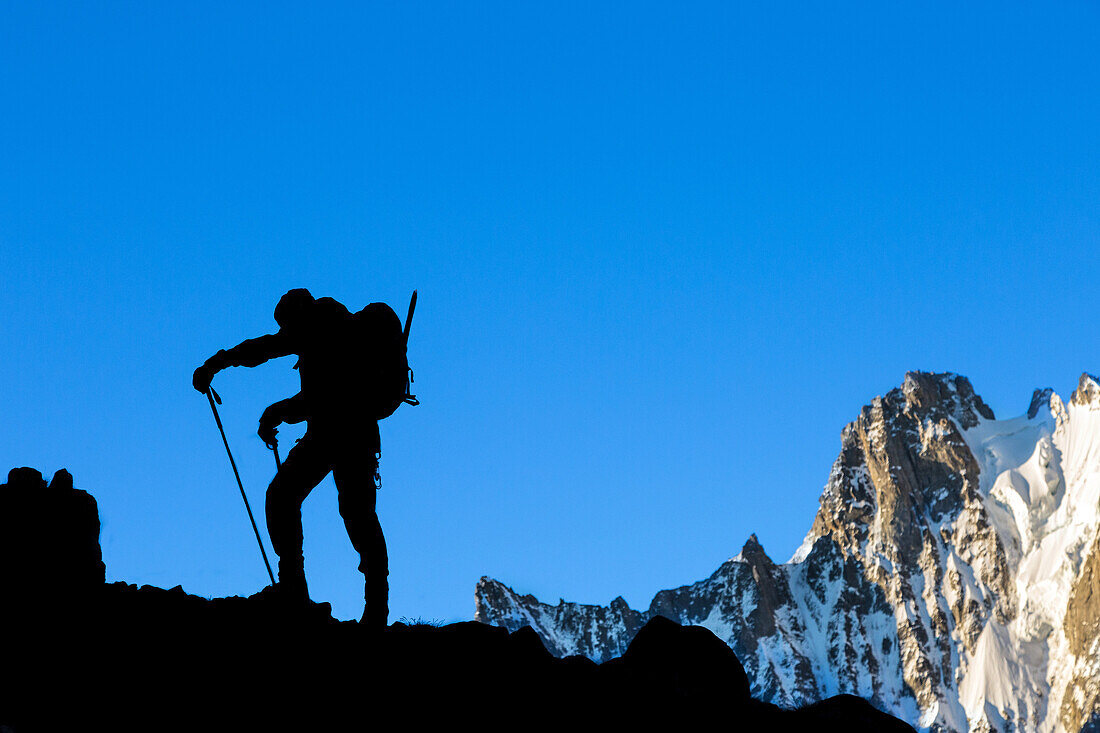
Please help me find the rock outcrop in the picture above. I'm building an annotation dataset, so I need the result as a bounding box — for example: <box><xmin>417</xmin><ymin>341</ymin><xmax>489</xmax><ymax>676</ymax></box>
<box><xmin>477</xmin><ymin>371</ymin><xmax>1100</xmax><ymax>732</ymax></box>
<box><xmin>1063</xmin><ymin>529</ymin><xmax>1100</xmax><ymax>733</ymax></box>
<box><xmin>1</xmin><ymin>466</ymin><xmax>105</xmax><ymax>595</ymax></box>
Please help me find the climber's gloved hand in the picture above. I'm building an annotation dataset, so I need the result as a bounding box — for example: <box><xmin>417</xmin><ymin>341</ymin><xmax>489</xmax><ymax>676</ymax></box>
<box><xmin>192</xmin><ymin>364</ymin><xmax>215</xmax><ymax>394</ymax></box>
<box><xmin>258</xmin><ymin>409</ymin><xmax>281</xmax><ymax>449</ymax></box>
<box><xmin>193</xmin><ymin>351</ymin><xmax>229</xmax><ymax>394</ymax></box>
<box><xmin>258</xmin><ymin>420</ymin><xmax>278</xmax><ymax>450</ymax></box>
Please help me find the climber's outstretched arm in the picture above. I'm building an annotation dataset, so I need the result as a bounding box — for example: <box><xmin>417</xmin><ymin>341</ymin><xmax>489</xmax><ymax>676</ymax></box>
<box><xmin>193</xmin><ymin>333</ymin><xmax>292</xmax><ymax>393</ymax></box>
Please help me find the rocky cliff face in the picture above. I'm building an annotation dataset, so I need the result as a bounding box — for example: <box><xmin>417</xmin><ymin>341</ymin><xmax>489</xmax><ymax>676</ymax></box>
<box><xmin>476</xmin><ymin>371</ymin><xmax>1100</xmax><ymax>733</ymax></box>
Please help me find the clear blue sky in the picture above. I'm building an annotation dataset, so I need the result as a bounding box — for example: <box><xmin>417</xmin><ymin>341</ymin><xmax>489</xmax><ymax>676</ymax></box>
<box><xmin>2</xmin><ymin>2</ymin><xmax>1098</xmax><ymax>622</ymax></box>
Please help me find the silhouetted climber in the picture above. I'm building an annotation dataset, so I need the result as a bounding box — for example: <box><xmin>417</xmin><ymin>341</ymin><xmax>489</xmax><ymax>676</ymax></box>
<box><xmin>192</xmin><ymin>288</ymin><xmax>416</xmax><ymax>629</ymax></box>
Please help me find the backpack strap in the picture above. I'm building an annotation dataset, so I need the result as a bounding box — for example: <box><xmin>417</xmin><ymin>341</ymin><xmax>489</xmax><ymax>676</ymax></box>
<box><xmin>403</xmin><ymin>368</ymin><xmax>419</xmax><ymax>406</ymax></box>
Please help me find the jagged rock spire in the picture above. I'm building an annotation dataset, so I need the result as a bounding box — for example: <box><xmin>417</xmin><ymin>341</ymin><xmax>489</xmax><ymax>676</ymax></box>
<box><xmin>1071</xmin><ymin>372</ymin><xmax>1100</xmax><ymax>407</ymax></box>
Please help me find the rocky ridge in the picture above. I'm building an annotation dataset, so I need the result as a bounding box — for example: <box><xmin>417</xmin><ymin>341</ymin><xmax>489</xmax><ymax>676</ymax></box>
<box><xmin>0</xmin><ymin>466</ymin><xmax>913</xmax><ymax>732</ymax></box>
<box><xmin>476</xmin><ymin>371</ymin><xmax>1100</xmax><ymax>733</ymax></box>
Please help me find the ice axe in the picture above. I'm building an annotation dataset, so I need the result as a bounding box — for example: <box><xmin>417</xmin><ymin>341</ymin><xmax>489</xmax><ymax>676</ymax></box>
<box><xmin>404</xmin><ymin>289</ymin><xmax>417</xmax><ymax>343</ymax></box>
<box><xmin>205</xmin><ymin>385</ymin><xmax>277</xmax><ymax>587</ymax></box>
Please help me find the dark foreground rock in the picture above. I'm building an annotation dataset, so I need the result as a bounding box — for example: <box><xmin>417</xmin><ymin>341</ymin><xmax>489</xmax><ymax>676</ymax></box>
<box><xmin>0</xmin><ymin>467</ymin><xmax>915</xmax><ymax>732</ymax></box>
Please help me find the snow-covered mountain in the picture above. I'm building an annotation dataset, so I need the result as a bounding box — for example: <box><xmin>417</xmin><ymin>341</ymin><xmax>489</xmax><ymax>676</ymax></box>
<box><xmin>475</xmin><ymin>372</ymin><xmax>1100</xmax><ymax>733</ymax></box>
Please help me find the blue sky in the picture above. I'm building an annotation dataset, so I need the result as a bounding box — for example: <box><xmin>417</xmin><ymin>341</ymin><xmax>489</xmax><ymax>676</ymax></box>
<box><xmin>2</xmin><ymin>2</ymin><xmax>1098</xmax><ymax>622</ymax></box>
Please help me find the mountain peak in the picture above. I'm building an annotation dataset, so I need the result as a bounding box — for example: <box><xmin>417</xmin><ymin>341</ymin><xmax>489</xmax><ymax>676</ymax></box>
<box><xmin>1028</xmin><ymin>387</ymin><xmax>1055</xmax><ymax>418</ymax></box>
<box><xmin>899</xmin><ymin>371</ymin><xmax>995</xmax><ymax>427</ymax></box>
<box><xmin>739</xmin><ymin>530</ymin><xmax>765</xmax><ymax>554</ymax></box>
<box><xmin>737</xmin><ymin>533</ymin><xmax>776</xmax><ymax>567</ymax></box>
<box><xmin>1070</xmin><ymin>372</ymin><xmax>1100</xmax><ymax>408</ymax></box>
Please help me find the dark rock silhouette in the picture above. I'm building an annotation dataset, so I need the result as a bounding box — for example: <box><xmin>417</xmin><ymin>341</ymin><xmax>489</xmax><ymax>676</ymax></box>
<box><xmin>0</xmin><ymin>468</ymin><xmax>916</xmax><ymax>732</ymax></box>
<box><xmin>0</xmin><ymin>467</ymin><xmax>104</xmax><ymax>596</ymax></box>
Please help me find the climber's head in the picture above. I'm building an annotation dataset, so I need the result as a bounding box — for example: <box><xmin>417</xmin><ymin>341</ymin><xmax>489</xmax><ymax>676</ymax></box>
<box><xmin>274</xmin><ymin>288</ymin><xmax>315</xmax><ymax>332</ymax></box>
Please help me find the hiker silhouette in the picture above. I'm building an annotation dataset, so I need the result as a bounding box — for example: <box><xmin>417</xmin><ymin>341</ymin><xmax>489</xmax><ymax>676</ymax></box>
<box><xmin>193</xmin><ymin>288</ymin><xmax>415</xmax><ymax>628</ymax></box>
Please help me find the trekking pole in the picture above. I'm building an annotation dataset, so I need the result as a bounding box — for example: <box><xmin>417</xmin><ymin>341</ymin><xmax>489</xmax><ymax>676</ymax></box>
<box><xmin>205</xmin><ymin>386</ymin><xmax>277</xmax><ymax>587</ymax></box>
<box><xmin>271</xmin><ymin>444</ymin><xmax>282</xmax><ymax>471</ymax></box>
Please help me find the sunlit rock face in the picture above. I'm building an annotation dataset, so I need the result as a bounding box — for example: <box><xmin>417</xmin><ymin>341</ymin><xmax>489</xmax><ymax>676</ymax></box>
<box><xmin>476</xmin><ymin>371</ymin><xmax>1100</xmax><ymax>733</ymax></box>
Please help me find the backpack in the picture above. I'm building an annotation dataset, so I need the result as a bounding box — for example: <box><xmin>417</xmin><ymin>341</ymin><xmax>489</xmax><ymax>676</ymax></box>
<box><xmin>354</xmin><ymin>296</ymin><xmax>418</xmax><ymax>420</ymax></box>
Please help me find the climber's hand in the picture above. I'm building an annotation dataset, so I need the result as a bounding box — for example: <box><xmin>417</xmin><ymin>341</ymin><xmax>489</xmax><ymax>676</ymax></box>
<box><xmin>258</xmin><ymin>415</ymin><xmax>279</xmax><ymax>449</ymax></box>
<box><xmin>192</xmin><ymin>364</ymin><xmax>215</xmax><ymax>394</ymax></box>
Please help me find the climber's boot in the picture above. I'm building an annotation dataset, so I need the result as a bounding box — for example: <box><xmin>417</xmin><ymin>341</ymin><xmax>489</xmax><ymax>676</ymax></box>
<box><xmin>360</xmin><ymin>575</ymin><xmax>388</xmax><ymax>630</ymax></box>
<box><xmin>277</xmin><ymin>558</ymin><xmax>309</xmax><ymax>604</ymax></box>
